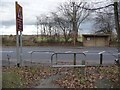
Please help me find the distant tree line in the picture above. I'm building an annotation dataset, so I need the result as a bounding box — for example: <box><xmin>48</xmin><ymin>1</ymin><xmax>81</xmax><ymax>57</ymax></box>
<box><xmin>36</xmin><ymin>0</ymin><xmax>120</xmax><ymax>45</ymax></box>
<box><xmin>36</xmin><ymin>0</ymin><xmax>90</xmax><ymax>45</ymax></box>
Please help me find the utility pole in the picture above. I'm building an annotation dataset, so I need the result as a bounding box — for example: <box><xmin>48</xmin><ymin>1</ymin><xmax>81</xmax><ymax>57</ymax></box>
<box><xmin>114</xmin><ymin>1</ymin><xmax>120</xmax><ymax>87</ymax></box>
<box><xmin>114</xmin><ymin>1</ymin><xmax>120</xmax><ymax>62</ymax></box>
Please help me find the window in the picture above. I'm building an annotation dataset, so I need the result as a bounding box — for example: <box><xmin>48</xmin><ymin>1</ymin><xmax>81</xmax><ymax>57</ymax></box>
<box><xmin>87</xmin><ymin>37</ymin><xmax>90</xmax><ymax>41</ymax></box>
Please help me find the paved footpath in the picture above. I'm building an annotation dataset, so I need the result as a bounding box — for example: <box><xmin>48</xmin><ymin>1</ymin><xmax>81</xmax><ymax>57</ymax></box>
<box><xmin>88</xmin><ymin>67</ymin><xmax>114</xmax><ymax>88</ymax></box>
<box><xmin>35</xmin><ymin>73</ymin><xmax>64</xmax><ymax>88</ymax></box>
<box><xmin>35</xmin><ymin>66</ymin><xmax>115</xmax><ymax>88</ymax></box>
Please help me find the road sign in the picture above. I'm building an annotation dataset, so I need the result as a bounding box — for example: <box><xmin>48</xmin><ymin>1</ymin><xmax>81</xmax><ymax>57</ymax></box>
<box><xmin>15</xmin><ymin>2</ymin><xmax>23</xmax><ymax>67</ymax></box>
<box><xmin>16</xmin><ymin>2</ymin><xmax>23</xmax><ymax>31</ymax></box>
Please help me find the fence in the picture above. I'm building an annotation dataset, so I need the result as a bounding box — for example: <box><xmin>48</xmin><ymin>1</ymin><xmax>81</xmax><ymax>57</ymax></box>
<box><xmin>28</xmin><ymin>50</ymin><xmax>55</xmax><ymax>65</ymax></box>
<box><xmin>1</xmin><ymin>50</ymin><xmax>119</xmax><ymax>67</ymax></box>
<box><xmin>1</xmin><ymin>51</ymin><xmax>14</xmax><ymax>66</ymax></box>
<box><xmin>51</xmin><ymin>52</ymin><xmax>86</xmax><ymax>67</ymax></box>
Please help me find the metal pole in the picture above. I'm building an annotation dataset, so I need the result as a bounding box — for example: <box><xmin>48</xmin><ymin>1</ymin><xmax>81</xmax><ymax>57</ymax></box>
<box><xmin>16</xmin><ymin>2</ymin><xmax>20</xmax><ymax>67</ymax></box>
<box><xmin>16</xmin><ymin>31</ymin><xmax>20</xmax><ymax>67</ymax></box>
<box><xmin>114</xmin><ymin>2</ymin><xmax>120</xmax><ymax>62</ymax></box>
<box><xmin>20</xmin><ymin>31</ymin><xmax>23</xmax><ymax>66</ymax></box>
<box><xmin>73</xmin><ymin>53</ymin><xmax>76</xmax><ymax>65</ymax></box>
<box><xmin>51</xmin><ymin>54</ymin><xmax>54</xmax><ymax>66</ymax></box>
<box><xmin>56</xmin><ymin>54</ymin><xmax>57</xmax><ymax>65</ymax></box>
<box><xmin>100</xmin><ymin>53</ymin><xmax>103</xmax><ymax>65</ymax></box>
<box><xmin>7</xmin><ymin>54</ymin><xmax>10</xmax><ymax>67</ymax></box>
<box><xmin>31</xmin><ymin>53</ymin><xmax>32</xmax><ymax>66</ymax></box>
<box><xmin>114</xmin><ymin>2</ymin><xmax>120</xmax><ymax>87</ymax></box>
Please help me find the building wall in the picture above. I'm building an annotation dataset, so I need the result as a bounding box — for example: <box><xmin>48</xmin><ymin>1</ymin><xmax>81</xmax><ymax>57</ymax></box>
<box><xmin>83</xmin><ymin>36</ymin><xmax>109</xmax><ymax>47</ymax></box>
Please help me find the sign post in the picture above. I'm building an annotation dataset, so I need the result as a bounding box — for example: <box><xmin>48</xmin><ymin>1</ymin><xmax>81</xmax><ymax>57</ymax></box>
<box><xmin>20</xmin><ymin>31</ymin><xmax>23</xmax><ymax>65</ymax></box>
<box><xmin>15</xmin><ymin>1</ymin><xmax>23</xmax><ymax>67</ymax></box>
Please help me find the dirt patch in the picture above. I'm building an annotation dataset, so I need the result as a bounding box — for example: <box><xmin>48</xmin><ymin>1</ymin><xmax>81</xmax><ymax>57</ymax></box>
<box><xmin>35</xmin><ymin>73</ymin><xmax>64</xmax><ymax>88</ymax></box>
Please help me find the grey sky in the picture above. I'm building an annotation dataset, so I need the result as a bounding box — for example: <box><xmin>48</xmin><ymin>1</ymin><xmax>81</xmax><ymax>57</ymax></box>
<box><xmin>1</xmin><ymin>0</ymin><xmax>68</xmax><ymax>35</ymax></box>
<box><xmin>0</xmin><ymin>0</ymin><xmax>117</xmax><ymax>35</ymax></box>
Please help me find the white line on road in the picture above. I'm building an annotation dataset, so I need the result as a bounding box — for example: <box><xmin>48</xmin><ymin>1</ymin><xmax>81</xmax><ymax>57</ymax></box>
<box><xmin>0</xmin><ymin>51</ymin><xmax>14</xmax><ymax>53</ymax></box>
<box><xmin>28</xmin><ymin>51</ymin><xmax>54</xmax><ymax>54</ymax></box>
<box><xmin>98</xmin><ymin>51</ymin><xmax>105</xmax><ymax>54</ymax></box>
<box><xmin>83</xmin><ymin>51</ymin><xmax>88</xmax><ymax>53</ymax></box>
<box><xmin>65</xmin><ymin>51</ymin><xmax>72</xmax><ymax>53</ymax></box>
<box><xmin>45</xmin><ymin>52</ymin><xmax>51</xmax><ymax>54</ymax></box>
<box><xmin>28</xmin><ymin>51</ymin><xmax>33</xmax><ymax>53</ymax></box>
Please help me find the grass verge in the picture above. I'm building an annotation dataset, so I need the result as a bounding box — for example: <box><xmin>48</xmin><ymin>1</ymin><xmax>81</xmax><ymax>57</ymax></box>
<box><xmin>2</xmin><ymin>65</ymin><xmax>56</xmax><ymax>88</ymax></box>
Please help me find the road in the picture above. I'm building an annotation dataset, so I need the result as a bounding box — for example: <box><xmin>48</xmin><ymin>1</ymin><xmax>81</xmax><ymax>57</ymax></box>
<box><xmin>1</xmin><ymin>46</ymin><xmax>118</xmax><ymax>66</ymax></box>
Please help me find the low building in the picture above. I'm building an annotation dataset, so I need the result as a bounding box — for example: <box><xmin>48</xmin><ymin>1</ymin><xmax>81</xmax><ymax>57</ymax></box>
<box><xmin>82</xmin><ymin>34</ymin><xmax>110</xmax><ymax>47</ymax></box>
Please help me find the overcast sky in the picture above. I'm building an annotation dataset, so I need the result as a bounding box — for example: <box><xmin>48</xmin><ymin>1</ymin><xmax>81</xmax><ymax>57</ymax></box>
<box><xmin>0</xmin><ymin>0</ymin><xmax>116</xmax><ymax>35</ymax></box>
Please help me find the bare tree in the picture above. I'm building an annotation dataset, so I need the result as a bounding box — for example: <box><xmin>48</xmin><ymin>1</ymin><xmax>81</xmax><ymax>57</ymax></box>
<box><xmin>94</xmin><ymin>8</ymin><xmax>114</xmax><ymax>35</ymax></box>
<box><xmin>92</xmin><ymin>1</ymin><xmax>120</xmax><ymax>47</ymax></box>
<box><xmin>52</xmin><ymin>13</ymin><xmax>71</xmax><ymax>42</ymax></box>
<box><xmin>36</xmin><ymin>15</ymin><xmax>47</xmax><ymax>36</ymax></box>
<box><xmin>93</xmin><ymin>2</ymin><xmax>120</xmax><ymax>45</ymax></box>
<box><xmin>36</xmin><ymin>15</ymin><xmax>54</xmax><ymax>36</ymax></box>
<box><xmin>57</xmin><ymin>0</ymin><xmax>90</xmax><ymax>45</ymax></box>
<box><xmin>36</xmin><ymin>0</ymin><xmax>89</xmax><ymax>44</ymax></box>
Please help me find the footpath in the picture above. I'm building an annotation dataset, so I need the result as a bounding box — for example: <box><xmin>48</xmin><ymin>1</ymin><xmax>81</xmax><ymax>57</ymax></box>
<box><xmin>35</xmin><ymin>73</ymin><xmax>64</xmax><ymax>88</ymax></box>
<box><xmin>35</xmin><ymin>65</ymin><xmax>115</xmax><ymax>88</ymax></box>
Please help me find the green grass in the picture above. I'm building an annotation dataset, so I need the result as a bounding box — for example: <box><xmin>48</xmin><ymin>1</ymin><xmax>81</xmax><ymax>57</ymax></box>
<box><xmin>2</xmin><ymin>41</ymin><xmax>16</xmax><ymax>46</ymax></box>
<box><xmin>2</xmin><ymin>66</ymin><xmax>55</xmax><ymax>88</ymax></box>
<box><xmin>77</xmin><ymin>37</ymin><xmax>82</xmax><ymax>42</ymax></box>
<box><xmin>2</xmin><ymin>35</ymin><xmax>83</xmax><ymax>46</ymax></box>
<box><xmin>2</xmin><ymin>72</ymin><xmax>25</xmax><ymax>88</ymax></box>
<box><xmin>36</xmin><ymin>37</ymin><xmax>82</xmax><ymax>43</ymax></box>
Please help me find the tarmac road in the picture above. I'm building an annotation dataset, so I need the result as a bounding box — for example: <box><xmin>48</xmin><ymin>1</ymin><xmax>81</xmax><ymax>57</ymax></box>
<box><xmin>1</xmin><ymin>46</ymin><xmax>118</xmax><ymax>66</ymax></box>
